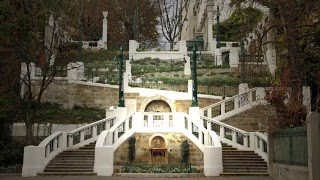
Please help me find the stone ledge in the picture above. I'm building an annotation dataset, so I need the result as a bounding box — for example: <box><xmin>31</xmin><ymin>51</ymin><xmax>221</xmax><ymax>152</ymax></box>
<box><xmin>113</xmin><ymin>173</ymin><xmax>205</xmax><ymax>178</ymax></box>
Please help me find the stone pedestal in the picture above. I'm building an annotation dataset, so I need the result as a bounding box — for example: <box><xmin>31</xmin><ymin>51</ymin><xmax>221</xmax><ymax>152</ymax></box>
<box><xmin>184</xmin><ymin>56</ymin><xmax>191</xmax><ymax>76</ymax></box>
<box><xmin>215</xmin><ymin>49</ymin><xmax>222</xmax><ymax>66</ymax></box>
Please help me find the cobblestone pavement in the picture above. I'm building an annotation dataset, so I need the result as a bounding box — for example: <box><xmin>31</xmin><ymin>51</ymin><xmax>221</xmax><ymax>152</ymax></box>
<box><xmin>0</xmin><ymin>174</ymin><xmax>275</xmax><ymax>180</ymax></box>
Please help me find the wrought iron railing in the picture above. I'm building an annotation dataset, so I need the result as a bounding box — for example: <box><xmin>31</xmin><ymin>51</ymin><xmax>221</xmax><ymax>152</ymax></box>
<box><xmin>272</xmin><ymin>127</ymin><xmax>308</xmax><ymax>166</ymax></box>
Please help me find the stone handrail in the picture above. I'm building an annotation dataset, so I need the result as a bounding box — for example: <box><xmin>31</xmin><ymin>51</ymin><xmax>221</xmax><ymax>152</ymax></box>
<box><xmin>22</xmin><ymin>131</ymin><xmax>66</xmax><ymax>177</ymax></box>
<box><xmin>67</xmin><ymin>116</ymin><xmax>116</xmax><ymax>149</ymax></box>
<box><xmin>201</xmin><ymin>88</ymin><xmax>265</xmax><ymax>121</ymax></box>
<box><xmin>22</xmin><ymin>116</ymin><xmax>116</xmax><ymax>177</ymax></box>
<box><xmin>95</xmin><ymin>112</ymin><xmax>223</xmax><ymax>176</ymax></box>
<box><xmin>201</xmin><ymin>116</ymin><xmax>268</xmax><ymax>162</ymax></box>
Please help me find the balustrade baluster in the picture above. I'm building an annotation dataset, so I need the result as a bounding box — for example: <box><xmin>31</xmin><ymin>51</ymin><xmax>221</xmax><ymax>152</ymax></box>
<box><xmin>259</xmin><ymin>137</ymin><xmax>264</xmax><ymax>151</ymax></box>
<box><xmin>208</xmin><ymin>108</ymin><xmax>212</xmax><ymax>118</ymax></box>
<box><xmin>234</xmin><ymin>96</ymin><xmax>239</xmax><ymax>110</ymax></box>
<box><xmin>125</xmin><ymin>119</ymin><xmax>130</xmax><ymax>132</ymax></box>
<box><xmin>220</xmin><ymin>126</ymin><xmax>225</xmax><ymax>138</ymax></box>
<box><xmin>232</xmin><ymin>131</ymin><xmax>237</xmax><ymax>143</ymax></box>
<box><xmin>244</xmin><ymin>135</ymin><xmax>248</xmax><ymax>148</ymax></box>
<box><xmin>68</xmin><ymin>135</ymin><xmax>73</xmax><ymax>147</ymax></box>
<box><xmin>80</xmin><ymin>131</ymin><xmax>85</xmax><ymax>143</ymax></box>
<box><xmin>93</xmin><ymin>125</ymin><xmax>98</xmax><ymax>138</ymax></box>
<box><xmin>221</xmin><ymin>102</ymin><xmax>226</xmax><ymax>115</ymax></box>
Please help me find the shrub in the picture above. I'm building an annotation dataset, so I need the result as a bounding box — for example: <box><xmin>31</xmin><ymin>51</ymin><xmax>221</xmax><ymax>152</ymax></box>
<box><xmin>128</xmin><ymin>137</ymin><xmax>136</xmax><ymax>162</ymax></box>
<box><xmin>181</xmin><ymin>140</ymin><xmax>189</xmax><ymax>164</ymax></box>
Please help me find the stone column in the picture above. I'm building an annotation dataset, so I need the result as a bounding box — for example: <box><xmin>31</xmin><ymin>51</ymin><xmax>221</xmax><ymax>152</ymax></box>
<box><xmin>229</xmin><ymin>49</ymin><xmax>240</xmax><ymax>68</ymax></box>
<box><xmin>215</xmin><ymin>49</ymin><xmax>222</xmax><ymax>66</ymax></box>
<box><xmin>207</xmin><ymin>13</ymin><xmax>214</xmax><ymax>51</ymax></box>
<box><xmin>307</xmin><ymin>112</ymin><xmax>320</xmax><ymax>180</ymax></box>
<box><xmin>102</xmin><ymin>11</ymin><xmax>108</xmax><ymax>48</ymax></box>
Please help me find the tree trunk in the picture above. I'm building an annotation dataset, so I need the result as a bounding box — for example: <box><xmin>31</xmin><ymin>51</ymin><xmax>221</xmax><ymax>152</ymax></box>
<box><xmin>278</xmin><ymin>3</ymin><xmax>305</xmax><ymax>107</ymax></box>
<box><xmin>25</xmin><ymin>112</ymin><xmax>33</xmax><ymax>145</ymax></box>
<box><xmin>170</xmin><ymin>41</ymin><xmax>174</xmax><ymax>50</ymax></box>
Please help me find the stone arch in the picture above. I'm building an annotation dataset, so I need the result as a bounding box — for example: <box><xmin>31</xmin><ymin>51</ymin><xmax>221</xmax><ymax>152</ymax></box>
<box><xmin>148</xmin><ymin>133</ymin><xmax>168</xmax><ymax>148</ymax></box>
<box><xmin>139</xmin><ymin>95</ymin><xmax>176</xmax><ymax>112</ymax></box>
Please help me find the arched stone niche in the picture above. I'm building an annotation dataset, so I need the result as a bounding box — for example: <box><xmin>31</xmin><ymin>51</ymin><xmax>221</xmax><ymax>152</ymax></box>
<box><xmin>148</xmin><ymin>133</ymin><xmax>168</xmax><ymax>164</ymax></box>
<box><xmin>139</xmin><ymin>95</ymin><xmax>176</xmax><ymax>112</ymax></box>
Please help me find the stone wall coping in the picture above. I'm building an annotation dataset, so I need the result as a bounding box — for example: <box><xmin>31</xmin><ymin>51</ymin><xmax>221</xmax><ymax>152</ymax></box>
<box><xmin>76</xmin><ymin>81</ymin><xmax>118</xmax><ymax>89</ymax></box>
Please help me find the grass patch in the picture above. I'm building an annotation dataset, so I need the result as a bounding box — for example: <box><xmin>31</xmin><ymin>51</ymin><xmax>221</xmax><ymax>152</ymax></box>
<box><xmin>114</xmin><ymin>164</ymin><xmax>203</xmax><ymax>173</ymax></box>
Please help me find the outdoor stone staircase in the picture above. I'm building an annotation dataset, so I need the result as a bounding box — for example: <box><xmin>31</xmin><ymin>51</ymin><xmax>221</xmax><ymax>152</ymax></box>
<box><xmin>38</xmin><ymin>142</ymin><xmax>96</xmax><ymax>176</ymax></box>
<box><xmin>220</xmin><ymin>142</ymin><xmax>269</xmax><ymax>176</ymax></box>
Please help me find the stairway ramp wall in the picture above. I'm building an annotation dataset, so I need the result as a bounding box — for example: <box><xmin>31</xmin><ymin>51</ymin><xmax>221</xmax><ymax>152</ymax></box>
<box><xmin>201</xmin><ymin>116</ymin><xmax>268</xmax><ymax>162</ymax></box>
<box><xmin>22</xmin><ymin>116</ymin><xmax>116</xmax><ymax>177</ymax></box>
<box><xmin>94</xmin><ymin>112</ymin><xmax>223</xmax><ymax>176</ymax></box>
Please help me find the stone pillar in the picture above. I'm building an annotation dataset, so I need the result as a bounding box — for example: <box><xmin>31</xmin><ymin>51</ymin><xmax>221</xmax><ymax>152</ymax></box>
<box><xmin>303</xmin><ymin>86</ymin><xmax>311</xmax><ymax>112</ymax></box>
<box><xmin>239</xmin><ymin>83</ymin><xmax>249</xmax><ymax>94</ymax></box>
<box><xmin>123</xmin><ymin>72</ymin><xmax>129</xmax><ymax>92</ymax></box>
<box><xmin>207</xmin><ymin>13</ymin><xmax>214</xmax><ymax>51</ymax></box>
<box><xmin>129</xmin><ymin>40</ymin><xmax>138</xmax><ymax>59</ymax></box>
<box><xmin>229</xmin><ymin>49</ymin><xmax>240</xmax><ymax>68</ymax></box>
<box><xmin>179</xmin><ymin>40</ymin><xmax>187</xmax><ymax>53</ymax></box>
<box><xmin>307</xmin><ymin>112</ymin><xmax>320</xmax><ymax>180</ymax></box>
<box><xmin>184</xmin><ymin>56</ymin><xmax>191</xmax><ymax>76</ymax></box>
<box><xmin>189</xmin><ymin>107</ymin><xmax>201</xmax><ymax>124</ymax></box>
<box><xmin>102</xmin><ymin>11</ymin><xmax>108</xmax><ymax>48</ymax></box>
<box><xmin>125</xmin><ymin>60</ymin><xmax>131</xmax><ymax>75</ymax></box>
<box><xmin>215</xmin><ymin>49</ymin><xmax>222</xmax><ymax>66</ymax></box>
<box><xmin>67</xmin><ymin>62</ymin><xmax>84</xmax><ymax>82</ymax></box>
<box><xmin>187</xmin><ymin>80</ymin><xmax>193</xmax><ymax>97</ymax></box>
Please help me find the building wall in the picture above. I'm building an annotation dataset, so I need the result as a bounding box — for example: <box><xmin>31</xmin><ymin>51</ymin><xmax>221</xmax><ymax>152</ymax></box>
<box><xmin>114</xmin><ymin>133</ymin><xmax>203</xmax><ymax>166</ymax></box>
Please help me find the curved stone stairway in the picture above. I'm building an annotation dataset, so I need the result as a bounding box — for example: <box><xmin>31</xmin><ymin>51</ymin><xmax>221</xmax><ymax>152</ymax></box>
<box><xmin>220</xmin><ymin>143</ymin><xmax>269</xmax><ymax>176</ymax></box>
<box><xmin>38</xmin><ymin>142</ymin><xmax>96</xmax><ymax>176</ymax></box>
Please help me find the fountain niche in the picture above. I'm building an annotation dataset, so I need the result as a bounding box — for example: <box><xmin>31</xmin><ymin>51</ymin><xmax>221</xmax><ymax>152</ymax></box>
<box><xmin>149</xmin><ymin>136</ymin><xmax>168</xmax><ymax>164</ymax></box>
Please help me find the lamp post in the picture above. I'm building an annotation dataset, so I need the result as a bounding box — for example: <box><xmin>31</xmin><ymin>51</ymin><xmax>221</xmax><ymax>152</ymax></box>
<box><xmin>240</xmin><ymin>40</ymin><xmax>246</xmax><ymax>82</ymax></box>
<box><xmin>216</xmin><ymin>5</ymin><xmax>221</xmax><ymax>49</ymax></box>
<box><xmin>118</xmin><ymin>45</ymin><xmax>125</xmax><ymax>107</ymax></box>
<box><xmin>191</xmin><ymin>44</ymin><xmax>198</xmax><ymax>107</ymax></box>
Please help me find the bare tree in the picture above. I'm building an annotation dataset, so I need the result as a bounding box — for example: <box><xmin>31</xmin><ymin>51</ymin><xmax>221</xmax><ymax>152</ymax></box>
<box><xmin>1</xmin><ymin>0</ymin><xmax>80</xmax><ymax>144</ymax></box>
<box><xmin>157</xmin><ymin>0</ymin><xmax>189</xmax><ymax>50</ymax></box>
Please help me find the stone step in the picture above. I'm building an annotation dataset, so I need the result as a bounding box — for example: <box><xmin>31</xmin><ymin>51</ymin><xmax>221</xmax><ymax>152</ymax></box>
<box><xmin>222</xmin><ymin>154</ymin><xmax>260</xmax><ymax>157</ymax></box>
<box><xmin>38</xmin><ymin>172</ymin><xmax>97</xmax><ymax>176</ymax></box>
<box><xmin>223</xmin><ymin>163</ymin><xmax>267</xmax><ymax>166</ymax></box>
<box><xmin>44</xmin><ymin>168</ymin><xmax>93</xmax><ymax>172</ymax></box>
<box><xmin>224</xmin><ymin>166</ymin><xmax>268</xmax><ymax>169</ymax></box>
<box><xmin>48</xmin><ymin>163</ymin><xmax>94</xmax><ymax>166</ymax></box>
<box><xmin>223</xmin><ymin>169</ymin><xmax>268</xmax><ymax>172</ymax></box>
<box><xmin>56</xmin><ymin>154</ymin><xmax>94</xmax><ymax>158</ymax></box>
<box><xmin>64</xmin><ymin>150</ymin><xmax>95</xmax><ymax>153</ymax></box>
<box><xmin>220</xmin><ymin>172</ymin><xmax>269</xmax><ymax>176</ymax></box>
<box><xmin>224</xmin><ymin>161</ymin><xmax>267</xmax><ymax>164</ymax></box>
<box><xmin>50</xmin><ymin>160</ymin><xmax>94</xmax><ymax>163</ymax></box>
<box><xmin>222</xmin><ymin>147</ymin><xmax>237</xmax><ymax>150</ymax></box>
<box><xmin>223</xmin><ymin>158</ymin><xmax>265</xmax><ymax>161</ymax></box>
<box><xmin>46</xmin><ymin>166</ymin><xmax>93</xmax><ymax>169</ymax></box>
<box><xmin>223</xmin><ymin>150</ymin><xmax>255</xmax><ymax>153</ymax></box>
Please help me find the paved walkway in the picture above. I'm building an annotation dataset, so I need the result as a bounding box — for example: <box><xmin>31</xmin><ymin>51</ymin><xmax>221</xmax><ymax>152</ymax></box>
<box><xmin>0</xmin><ymin>174</ymin><xmax>275</xmax><ymax>180</ymax></box>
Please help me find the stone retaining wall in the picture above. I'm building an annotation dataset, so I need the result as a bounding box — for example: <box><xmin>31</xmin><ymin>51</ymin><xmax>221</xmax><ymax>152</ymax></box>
<box><xmin>34</xmin><ymin>80</ymin><xmax>219</xmax><ymax>113</ymax></box>
<box><xmin>114</xmin><ymin>133</ymin><xmax>203</xmax><ymax>166</ymax></box>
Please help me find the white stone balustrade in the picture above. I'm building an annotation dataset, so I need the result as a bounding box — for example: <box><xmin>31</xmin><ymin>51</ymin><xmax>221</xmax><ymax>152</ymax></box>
<box><xmin>201</xmin><ymin>88</ymin><xmax>266</xmax><ymax>121</ymax></box>
<box><xmin>95</xmin><ymin>112</ymin><xmax>223</xmax><ymax>176</ymax></box>
<box><xmin>201</xmin><ymin>116</ymin><xmax>268</xmax><ymax>162</ymax></box>
<box><xmin>22</xmin><ymin>116</ymin><xmax>116</xmax><ymax>177</ymax></box>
